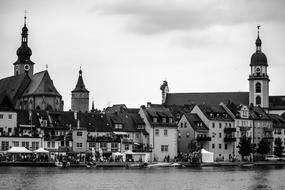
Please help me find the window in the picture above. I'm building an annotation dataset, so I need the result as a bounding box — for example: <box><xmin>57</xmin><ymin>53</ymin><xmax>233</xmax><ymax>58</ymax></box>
<box><xmin>219</xmin><ymin>123</ymin><xmax>222</xmax><ymax>128</ymax></box>
<box><xmin>115</xmin><ymin>124</ymin><xmax>123</xmax><ymax>129</ymax></box>
<box><xmin>47</xmin><ymin>142</ymin><xmax>50</xmax><ymax>148</ymax></box>
<box><xmin>153</xmin><ymin>117</ymin><xmax>157</xmax><ymax>123</ymax></box>
<box><xmin>136</xmin><ymin>133</ymin><xmax>140</xmax><ymax>138</ymax></box>
<box><xmin>186</xmin><ymin>133</ymin><xmax>190</xmax><ymax>138</ymax></box>
<box><xmin>77</xmin><ymin>132</ymin><xmax>83</xmax><ymax>136</ymax></box>
<box><xmin>22</xmin><ymin>141</ymin><xmax>29</xmax><ymax>149</ymax></box>
<box><xmin>52</xmin><ymin>142</ymin><xmax>55</xmax><ymax>148</ymax></box>
<box><xmin>219</xmin><ymin>144</ymin><xmax>222</xmax><ymax>149</ymax></box>
<box><xmin>212</xmin><ymin>123</ymin><xmax>215</xmax><ymax>128</ymax></box>
<box><xmin>125</xmin><ymin>144</ymin><xmax>129</xmax><ymax>150</ymax></box>
<box><xmin>89</xmin><ymin>142</ymin><xmax>96</xmax><ymax>148</ymax></box>
<box><xmin>12</xmin><ymin>141</ymin><xmax>19</xmax><ymax>147</ymax></box>
<box><xmin>161</xmin><ymin>145</ymin><xmax>168</xmax><ymax>152</ymax></box>
<box><xmin>212</xmin><ymin>144</ymin><xmax>215</xmax><ymax>149</ymax></box>
<box><xmin>32</xmin><ymin>142</ymin><xmax>39</xmax><ymax>150</ymax></box>
<box><xmin>229</xmin><ymin>123</ymin><xmax>231</xmax><ymax>127</ymax></box>
<box><xmin>8</xmin><ymin>114</ymin><xmax>12</xmax><ymax>119</ymax></box>
<box><xmin>111</xmin><ymin>143</ymin><xmax>118</xmax><ymax>152</ymax></box>
<box><xmin>100</xmin><ymin>142</ymin><xmax>107</xmax><ymax>151</ymax></box>
<box><xmin>164</xmin><ymin>129</ymin><xmax>168</xmax><ymax>136</ymax></box>
<box><xmin>162</xmin><ymin>117</ymin><xmax>166</xmax><ymax>123</ymax></box>
<box><xmin>184</xmin><ymin>122</ymin><xmax>187</xmax><ymax>128</ymax></box>
<box><xmin>178</xmin><ymin>133</ymin><xmax>181</xmax><ymax>138</ymax></box>
<box><xmin>77</xmin><ymin>143</ymin><xmax>83</xmax><ymax>148</ymax></box>
<box><xmin>225</xmin><ymin>144</ymin><xmax>228</xmax><ymax>150</ymax></box>
<box><xmin>1</xmin><ymin>141</ymin><xmax>9</xmax><ymax>151</ymax></box>
<box><xmin>219</xmin><ymin>133</ymin><xmax>222</xmax><ymax>138</ymax></box>
<box><xmin>180</xmin><ymin>123</ymin><xmax>183</xmax><ymax>128</ymax></box>
<box><xmin>0</xmin><ymin>114</ymin><xmax>3</xmax><ymax>119</ymax></box>
<box><xmin>255</xmin><ymin>82</ymin><xmax>261</xmax><ymax>93</ymax></box>
<box><xmin>256</xmin><ymin>96</ymin><xmax>261</xmax><ymax>105</ymax></box>
<box><xmin>155</xmin><ymin>129</ymin><xmax>159</xmax><ymax>136</ymax></box>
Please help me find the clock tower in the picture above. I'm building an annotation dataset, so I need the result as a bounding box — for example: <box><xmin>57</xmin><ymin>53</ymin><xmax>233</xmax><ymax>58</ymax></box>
<box><xmin>248</xmin><ymin>27</ymin><xmax>270</xmax><ymax>109</ymax></box>
<box><xmin>71</xmin><ymin>68</ymin><xmax>89</xmax><ymax>112</ymax></box>
<box><xmin>13</xmin><ymin>16</ymin><xmax>35</xmax><ymax>78</ymax></box>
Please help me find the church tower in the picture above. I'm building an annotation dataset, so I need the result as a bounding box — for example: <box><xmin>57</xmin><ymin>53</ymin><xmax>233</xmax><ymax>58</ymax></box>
<box><xmin>160</xmin><ymin>80</ymin><xmax>169</xmax><ymax>104</ymax></box>
<box><xmin>248</xmin><ymin>27</ymin><xmax>270</xmax><ymax>109</ymax></box>
<box><xmin>13</xmin><ymin>16</ymin><xmax>35</xmax><ymax>78</ymax></box>
<box><xmin>71</xmin><ymin>68</ymin><xmax>89</xmax><ymax>112</ymax></box>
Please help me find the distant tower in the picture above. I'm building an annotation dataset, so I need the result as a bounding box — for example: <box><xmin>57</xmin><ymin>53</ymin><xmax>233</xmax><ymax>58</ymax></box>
<box><xmin>71</xmin><ymin>68</ymin><xmax>89</xmax><ymax>112</ymax></box>
<box><xmin>248</xmin><ymin>26</ymin><xmax>270</xmax><ymax>109</ymax></box>
<box><xmin>13</xmin><ymin>16</ymin><xmax>35</xmax><ymax>78</ymax></box>
<box><xmin>160</xmin><ymin>80</ymin><xmax>169</xmax><ymax>104</ymax></box>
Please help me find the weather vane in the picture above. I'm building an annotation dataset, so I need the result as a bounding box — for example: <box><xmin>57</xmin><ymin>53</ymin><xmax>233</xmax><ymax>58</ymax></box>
<box><xmin>257</xmin><ymin>25</ymin><xmax>261</xmax><ymax>35</ymax></box>
<box><xmin>24</xmin><ymin>10</ymin><xmax>28</xmax><ymax>24</ymax></box>
<box><xmin>46</xmin><ymin>64</ymin><xmax>48</xmax><ymax>70</ymax></box>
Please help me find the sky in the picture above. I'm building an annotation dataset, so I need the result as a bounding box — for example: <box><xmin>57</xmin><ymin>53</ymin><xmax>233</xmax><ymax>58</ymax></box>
<box><xmin>0</xmin><ymin>0</ymin><xmax>285</xmax><ymax>111</ymax></box>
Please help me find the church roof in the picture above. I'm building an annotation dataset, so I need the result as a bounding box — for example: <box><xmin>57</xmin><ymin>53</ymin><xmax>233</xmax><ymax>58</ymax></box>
<box><xmin>72</xmin><ymin>69</ymin><xmax>89</xmax><ymax>93</ymax></box>
<box><xmin>22</xmin><ymin>70</ymin><xmax>61</xmax><ymax>97</ymax></box>
<box><xmin>0</xmin><ymin>74</ymin><xmax>31</xmax><ymax>105</ymax></box>
<box><xmin>269</xmin><ymin>96</ymin><xmax>285</xmax><ymax>110</ymax></box>
<box><xmin>164</xmin><ymin>92</ymin><xmax>249</xmax><ymax>106</ymax></box>
<box><xmin>250</xmin><ymin>51</ymin><xmax>268</xmax><ymax>67</ymax></box>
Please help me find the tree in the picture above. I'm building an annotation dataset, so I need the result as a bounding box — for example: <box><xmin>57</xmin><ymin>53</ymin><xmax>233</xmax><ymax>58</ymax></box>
<box><xmin>274</xmin><ymin>138</ymin><xmax>284</xmax><ymax>157</ymax></box>
<box><xmin>237</xmin><ymin>136</ymin><xmax>255</xmax><ymax>161</ymax></box>
<box><xmin>188</xmin><ymin>140</ymin><xmax>199</xmax><ymax>153</ymax></box>
<box><xmin>257</xmin><ymin>139</ymin><xmax>271</xmax><ymax>156</ymax></box>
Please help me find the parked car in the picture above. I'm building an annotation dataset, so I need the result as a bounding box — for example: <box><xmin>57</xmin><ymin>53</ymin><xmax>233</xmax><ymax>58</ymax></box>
<box><xmin>265</xmin><ymin>155</ymin><xmax>279</xmax><ymax>161</ymax></box>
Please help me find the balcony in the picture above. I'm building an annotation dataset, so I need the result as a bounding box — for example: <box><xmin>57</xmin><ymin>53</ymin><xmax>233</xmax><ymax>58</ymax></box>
<box><xmin>224</xmin><ymin>128</ymin><xmax>236</xmax><ymax>133</ymax></box>
<box><xmin>196</xmin><ymin>136</ymin><xmax>211</xmax><ymax>142</ymax></box>
<box><xmin>87</xmin><ymin>136</ymin><xmax>120</xmax><ymax>142</ymax></box>
<box><xmin>263</xmin><ymin>128</ymin><xmax>274</xmax><ymax>132</ymax></box>
<box><xmin>239</xmin><ymin>126</ymin><xmax>251</xmax><ymax>131</ymax></box>
<box><xmin>122</xmin><ymin>138</ymin><xmax>133</xmax><ymax>144</ymax></box>
<box><xmin>224</xmin><ymin>136</ymin><xmax>237</xmax><ymax>142</ymax></box>
<box><xmin>263</xmin><ymin>137</ymin><xmax>274</xmax><ymax>142</ymax></box>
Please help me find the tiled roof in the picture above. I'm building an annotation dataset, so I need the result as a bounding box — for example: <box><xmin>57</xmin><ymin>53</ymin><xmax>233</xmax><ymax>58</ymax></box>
<box><xmin>106</xmin><ymin>108</ymin><xmax>147</xmax><ymax>133</ymax></box>
<box><xmin>164</xmin><ymin>92</ymin><xmax>249</xmax><ymax>106</ymax></box>
<box><xmin>184</xmin><ymin>113</ymin><xmax>208</xmax><ymax>131</ymax></box>
<box><xmin>165</xmin><ymin>104</ymin><xmax>194</xmax><ymax>121</ymax></box>
<box><xmin>269</xmin><ymin>114</ymin><xmax>285</xmax><ymax>129</ymax></box>
<box><xmin>250</xmin><ymin>106</ymin><xmax>270</xmax><ymax>121</ymax></box>
<box><xmin>0</xmin><ymin>94</ymin><xmax>15</xmax><ymax>110</ymax></box>
<box><xmin>22</xmin><ymin>71</ymin><xmax>61</xmax><ymax>97</ymax></box>
<box><xmin>269</xmin><ymin>96</ymin><xmax>285</xmax><ymax>110</ymax></box>
<box><xmin>197</xmin><ymin>104</ymin><xmax>234</xmax><ymax>121</ymax></box>
<box><xmin>0</xmin><ymin>74</ymin><xmax>30</xmax><ymax>105</ymax></box>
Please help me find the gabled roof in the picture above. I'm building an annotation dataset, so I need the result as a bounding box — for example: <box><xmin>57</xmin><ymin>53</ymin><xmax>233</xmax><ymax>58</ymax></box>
<box><xmin>0</xmin><ymin>74</ymin><xmax>31</xmax><ymax>104</ymax></box>
<box><xmin>184</xmin><ymin>113</ymin><xmax>208</xmax><ymax>131</ymax></box>
<box><xmin>197</xmin><ymin>104</ymin><xmax>234</xmax><ymax>121</ymax></box>
<box><xmin>164</xmin><ymin>92</ymin><xmax>249</xmax><ymax>106</ymax></box>
<box><xmin>23</xmin><ymin>71</ymin><xmax>61</xmax><ymax>97</ymax></box>
<box><xmin>106</xmin><ymin>108</ymin><xmax>147</xmax><ymax>133</ymax></box>
<box><xmin>269</xmin><ymin>96</ymin><xmax>285</xmax><ymax>110</ymax></box>
<box><xmin>250</xmin><ymin>106</ymin><xmax>271</xmax><ymax>121</ymax></box>
<box><xmin>0</xmin><ymin>94</ymin><xmax>15</xmax><ymax>110</ymax></box>
<box><xmin>269</xmin><ymin>114</ymin><xmax>285</xmax><ymax>129</ymax></box>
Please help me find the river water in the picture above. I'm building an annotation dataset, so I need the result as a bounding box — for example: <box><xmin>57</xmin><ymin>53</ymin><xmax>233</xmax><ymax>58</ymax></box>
<box><xmin>0</xmin><ymin>166</ymin><xmax>285</xmax><ymax>190</ymax></box>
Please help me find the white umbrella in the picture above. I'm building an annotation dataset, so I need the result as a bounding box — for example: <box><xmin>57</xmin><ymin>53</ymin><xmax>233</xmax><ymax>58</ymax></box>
<box><xmin>7</xmin><ymin>147</ymin><xmax>32</xmax><ymax>153</ymax></box>
<box><xmin>33</xmin><ymin>148</ymin><xmax>49</xmax><ymax>153</ymax></box>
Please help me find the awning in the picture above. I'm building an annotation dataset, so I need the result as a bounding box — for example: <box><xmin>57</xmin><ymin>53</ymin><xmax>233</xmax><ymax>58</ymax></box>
<box><xmin>113</xmin><ymin>132</ymin><xmax>129</xmax><ymax>135</ymax></box>
<box><xmin>7</xmin><ymin>147</ymin><xmax>33</xmax><ymax>153</ymax></box>
<box><xmin>33</xmin><ymin>148</ymin><xmax>49</xmax><ymax>153</ymax></box>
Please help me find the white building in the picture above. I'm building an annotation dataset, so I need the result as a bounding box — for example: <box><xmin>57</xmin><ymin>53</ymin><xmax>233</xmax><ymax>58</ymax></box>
<box><xmin>191</xmin><ymin>104</ymin><xmax>236</xmax><ymax>161</ymax></box>
<box><xmin>139</xmin><ymin>103</ymin><xmax>177</xmax><ymax>162</ymax></box>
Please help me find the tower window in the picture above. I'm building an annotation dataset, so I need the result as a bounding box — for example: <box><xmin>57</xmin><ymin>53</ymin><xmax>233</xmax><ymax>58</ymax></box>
<box><xmin>256</xmin><ymin>96</ymin><xmax>261</xmax><ymax>105</ymax></box>
<box><xmin>255</xmin><ymin>82</ymin><xmax>261</xmax><ymax>93</ymax></box>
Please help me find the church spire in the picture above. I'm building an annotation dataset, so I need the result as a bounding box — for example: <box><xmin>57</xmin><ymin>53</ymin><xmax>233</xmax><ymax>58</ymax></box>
<box><xmin>255</xmin><ymin>26</ymin><xmax>262</xmax><ymax>52</ymax></box>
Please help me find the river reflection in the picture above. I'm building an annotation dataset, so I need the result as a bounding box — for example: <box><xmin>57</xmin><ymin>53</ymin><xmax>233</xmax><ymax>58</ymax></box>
<box><xmin>0</xmin><ymin>166</ymin><xmax>285</xmax><ymax>190</ymax></box>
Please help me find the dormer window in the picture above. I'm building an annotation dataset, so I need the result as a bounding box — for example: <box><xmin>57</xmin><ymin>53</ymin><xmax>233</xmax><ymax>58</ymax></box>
<box><xmin>217</xmin><ymin>113</ymin><xmax>219</xmax><ymax>117</ymax></box>
<box><xmin>169</xmin><ymin>118</ymin><xmax>173</xmax><ymax>123</ymax></box>
<box><xmin>162</xmin><ymin>117</ymin><xmax>166</xmax><ymax>123</ymax></box>
<box><xmin>153</xmin><ymin>117</ymin><xmax>157</xmax><ymax>123</ymax></box>
<box><xmin>210</xmin><ymin>113</ymin><xmax>213</xmax><ymax>118</ymax></box>
<box><xmin>115</xmin><ymin>124</ymin><xmax>123</xmax><ymax>129</ymax></box>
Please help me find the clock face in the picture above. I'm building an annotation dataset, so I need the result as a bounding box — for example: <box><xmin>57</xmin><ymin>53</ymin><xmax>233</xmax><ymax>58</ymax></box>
<box><xmin>24</xmin><ymin>64</ymin><xmax>30</xmax><ymax>71</ymax></box>
<box><xmin>256</xmin><ymin>67</ymin><xmax>261</xmax><ymax>73</ymax></box>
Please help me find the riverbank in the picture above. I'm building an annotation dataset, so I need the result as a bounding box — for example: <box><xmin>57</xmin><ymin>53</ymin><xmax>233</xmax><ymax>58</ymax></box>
<box><xmin>1</xmin><ymin>161</ymin><xmax>285</xmax><ymax>168</ymax></box>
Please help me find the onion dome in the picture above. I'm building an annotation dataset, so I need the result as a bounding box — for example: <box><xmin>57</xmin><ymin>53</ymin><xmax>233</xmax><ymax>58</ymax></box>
<box><xmin>250</xmin><ymin>27</ymin><xmax>268</xmax><ymax>67</ymax></box>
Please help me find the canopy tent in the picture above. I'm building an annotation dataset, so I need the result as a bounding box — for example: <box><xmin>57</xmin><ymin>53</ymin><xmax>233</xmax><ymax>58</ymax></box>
<box><xmin>124</xmin><ymin>150</ymin><xmax>134</xmax><ymax>155</ymax></box>
<box><xmin>33</xmin><ymin>148</ymin><xmax>49</xmax><ymax>153</ymax></box>
<box><xmin>201</xmin><ymin>149</ymin><xmax>214</xmax><ymax>163</ymax></box>
<box><xmin>112</xmin><ymin>152</ymin><xmax>123</xmax><ymax>156</ymax></box>
<box><xmin>7</xmin><ymin>147</ymin><xmax>32</xmax><ymax>153</ymax></box>
<box><xmin>113</xmin><ymin>131</ymin><xmax>129</xmax><ymax>135</ymax></box>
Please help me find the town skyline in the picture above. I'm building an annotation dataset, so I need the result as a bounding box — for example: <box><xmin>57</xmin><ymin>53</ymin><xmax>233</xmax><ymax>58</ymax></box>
<box><xmin>1</xmin><ymin>0</ymin><xmax>285</xmax><ymax>110</ymax></box>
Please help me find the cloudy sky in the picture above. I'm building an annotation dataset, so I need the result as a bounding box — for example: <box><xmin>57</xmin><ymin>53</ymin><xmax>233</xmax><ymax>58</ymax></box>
<box><xmin>0</xmin><ymin>0</ymin><xmax>285</xmax><ymax>110</ymax></box>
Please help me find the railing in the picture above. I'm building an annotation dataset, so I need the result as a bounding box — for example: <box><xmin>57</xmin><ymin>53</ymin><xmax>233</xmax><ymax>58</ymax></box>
<box><xmin>224</xmin><ymin>128</ymin><xmax>237</xmax><ymax>133</ymax></box>
<box><xmin>224</xmin><ymin>136</ymin><xmax>237</xmax><ymax>142</ymax></box>
<box><xmin>239</xmin><ymin>126</ymin><xmax>251</xmax><ymax>131</ymax></box>
<box><xmin>87</xmin><ymin>136</ymin><xmax>121</xmax><ymax>142</ymax></box>
<box><xmin>122</xmin><ymin>138</ymin><xmax>133</xmax><ymax>143</ymax></box>
<box><xmin>196</xmin><ymin>136</ymin><xmax>211</xmax><ymax>141</ymax></box>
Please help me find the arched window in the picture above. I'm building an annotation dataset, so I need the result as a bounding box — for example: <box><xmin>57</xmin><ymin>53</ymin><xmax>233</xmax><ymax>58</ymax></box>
<box><xmin>255</xmin><ymin>82</ymin><xmax>261</xmax><ymax>93</ymax></box>
<box><xmin>256</xmin><ymin>96</ymin><xmax>261</xmax><ymax>105</ymax></box>
<box><xmin>46</xmin><ymin>105</ymin><xmax>53</xmax><ymax>111</ymax></box>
